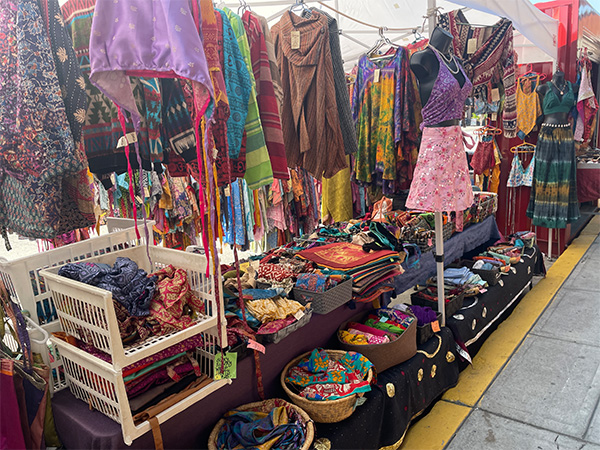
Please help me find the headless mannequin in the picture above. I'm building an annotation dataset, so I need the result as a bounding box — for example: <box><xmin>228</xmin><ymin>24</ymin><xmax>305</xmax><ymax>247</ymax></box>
<box><xmin>536</xmin><ymin>70</ymin><xmax>578</xmax><ymax>125</ymax></box>
<box><xmin>410</xmin><ymin>27</ymin><xmax>466</xmax><ymax>128</ymax></box>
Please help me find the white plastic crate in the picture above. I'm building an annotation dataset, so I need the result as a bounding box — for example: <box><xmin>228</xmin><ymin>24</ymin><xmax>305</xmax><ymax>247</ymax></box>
<box><xmin>0</xmin><ymin>221</ymin><xmax>154</xmax><ymax>327</ymax></box>
<box><xmin>40</xmin><ymin>245</ymin><xmax>227</xmax><ymax>370</ymax></box>
<box><xmin>106</xmin><ymin>217</ymin><xmax>148</xmax><ymax>233</ymax></box>
<box><xmin>50</xmin><ymin>327</ymin><xmax>231</xmax><ymax>445</ymax></box>
<box><xmin>1</xmin><ymin>317</ymin><xmax>67</xmax><ymax>394</ymax></box>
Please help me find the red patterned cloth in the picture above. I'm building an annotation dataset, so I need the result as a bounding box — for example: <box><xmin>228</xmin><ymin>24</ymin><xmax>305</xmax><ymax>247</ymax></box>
<box><xmin>242</xmin><ymin>11</ymin><xmax>289</xmax><ymax>180</ymax></box>
<box><xmin>149</xmin><ymin>265</ymin><xmax>206</xmax><ymax>334</ymax></box>
<box><xmin>257</xmin><ymin>263</ymin><xmax>296</xmax><ymax>282</ymax></box>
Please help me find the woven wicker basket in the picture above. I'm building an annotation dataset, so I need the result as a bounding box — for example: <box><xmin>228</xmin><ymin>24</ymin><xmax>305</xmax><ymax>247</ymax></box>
<box><xmin>473</xmin><ymin>192</ymin><xmax>498</xmax><ymax>223</ymax></box>
<box><xmin>207</xmin><ymin>398</ymin><xmax>314</xmax><ymax>450</ymax></box>
<box><xmin>281</xmin><ymin>350</ymin><xmax>373</xmax><ymax>423</ymax></box>
<box><xmin>293</xmin><ymin>279</ymin><xmax>353</xmax><ymax>315</ymax></box>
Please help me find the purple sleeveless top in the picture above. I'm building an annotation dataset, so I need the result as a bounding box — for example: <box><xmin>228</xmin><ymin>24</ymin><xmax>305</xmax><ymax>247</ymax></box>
<box><xmin>420</xmin><ymin>49</ymin><xmax>472</xmax><ymax>128</ymax></box>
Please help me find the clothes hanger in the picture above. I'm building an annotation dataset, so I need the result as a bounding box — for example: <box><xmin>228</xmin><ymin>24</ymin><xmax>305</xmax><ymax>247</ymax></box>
<box><xmin>289</xmin><ymin>0</ymin><xmax>309</xmax><ymax>13</ymax></box>
<box><xmin>510</xmin><ymin>140</ymin><xmax>536</xmax><ymax>153</ymax></box>
<box><xmin>411</xmin><ymin>28</ymin><xmax>425</xmax><ymax>45</ymax></box>
<box><xmin>237</xmin><ymin>0</ymin><xmax>250</xmax><ymax>15</ymax></box>
<box><xmin>367</xmin><ymin>27</ymin><xmax>400</xmax><ymax>61</ymax></box>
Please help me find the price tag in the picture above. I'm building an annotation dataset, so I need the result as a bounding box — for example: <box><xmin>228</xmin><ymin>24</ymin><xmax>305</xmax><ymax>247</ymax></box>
<box><xmin>396</xmin><ymin>304</ymin><xmax>409</xmax><ymax>312</ymax></box>
<box><xmin>491</xmin><ymin>88</ymin><xmax>500</xmax><ymax>102</ymax></box>
<box><xmin>373</xmin><ymin>68</ymin><xmax>381</xmax><ymax>83</ymax></box>
<box><xmin>214</xmin><ymin>352</ymin><xmax>237</xmax><ymax>380</ymax></box>
<box><xmin>467</xmin><ymin>38</ymin><xmax>477</xmax><ymax>54</ymax></box>
<box><xmin>294</xmin><ymin>309</ymin><xmax>305</xmax><ymax>321</ymax></box>
<box><xmin>117</xmin><ymin>132</ymin><xmax>137</xmax><ymax>148</ymax></box>
<box><xmin>431</xmin><ymin>320</ymin><xmax>440</xmax><ymax>333</ymax></box>
<box><xmin>479</xmin><ymin>288</ymin><xmax>487</xmax><ymax>294</ymax></box>
<box><xmin>291</xmin><ymin>31</ymin><xmax>300</xmax><ymax>50</ymax></box>
<box><xmin>224</xmin><ymin>186</ymin><xmax>231</xmax><ymax>197</ymax></box>
<box><xmin>247</xmin><ymin>339</ymin><xmax>265</xmax><ymax>354</ymax></box>
<box><xmin>379</xmin><ymin>316</ymin><xmax>389</xmax><ymax>323</ymax></box>
<box><xmin>491</xmin><ymin>113</ymin><xmax>497</xmax><ymax>122</ymax></box>
<box><xmin>427</xmin><ymin>237</ymin><xmax>433</xmax><ymax>247</ymax></box>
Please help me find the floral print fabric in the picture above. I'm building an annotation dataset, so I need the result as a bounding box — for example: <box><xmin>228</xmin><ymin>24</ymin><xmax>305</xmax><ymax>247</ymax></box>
<box><xmin>285</xmin><ymin>348</ymin><xmax>372</xmax><ymax>401</ymax></box>
<box><xmin>406</xmin><ymin>126</ymin><xmax>474</xmax><ymax>212</ymax></box>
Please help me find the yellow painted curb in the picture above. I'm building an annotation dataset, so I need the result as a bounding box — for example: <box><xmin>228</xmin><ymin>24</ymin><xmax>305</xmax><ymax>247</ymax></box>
<box><xmin>401</xmin><ymin>401</ymin><xmax>471</xmax><ymax>450</ymax></box>
<box><xmin>400</xmin><ymin>216</ymin><xmax>598</xmax><ymax>449</ymax></box>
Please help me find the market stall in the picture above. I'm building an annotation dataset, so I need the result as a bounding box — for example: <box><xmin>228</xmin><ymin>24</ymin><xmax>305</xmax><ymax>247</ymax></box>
<box><xmin>0</xmin><ymin>0</ymin><xmax>579</xmax><ymax>449</ymax></box>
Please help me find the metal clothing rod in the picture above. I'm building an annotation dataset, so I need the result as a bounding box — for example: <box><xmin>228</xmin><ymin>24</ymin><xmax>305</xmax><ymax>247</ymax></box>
<box><xmin>220</xmin><ymin>0</ymin><xmax>331</xmax><ymax>7</ymax></box>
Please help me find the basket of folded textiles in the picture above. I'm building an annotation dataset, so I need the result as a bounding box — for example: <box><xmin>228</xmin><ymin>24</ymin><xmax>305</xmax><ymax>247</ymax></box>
<box><xmin>231</xmin><ymin>288</ymin><xmax>313</xmax><ymax>345</ymax></box>
<box><xmin>411</xmin><ymin>286</ymin><xmax>465</xmax><ymax>317</ymax></box>
<box><xmin>400</xmin><ymin>217</ymin><xmax>434</xmax><ymax>252</ymax></box>
<box><xmin>398</xmin><ymin>304</ymin><xmax>442</xmax><ymax>345</ymax></box>
<box><xmin>292</xmin><ymin>274</ymin><xmax>352</xmax><ymax>315</ymax></box>
<box><xmin>281</xmin><ymin>348</ymin><xmax>374</xmax><ymax>423</ymax></box>
<box><xmin>337</xmin><ymin>308</ymin><xmax>417</xmax><ymax>373</ymax></box>
<box><xmin>473</xmin><ymin>192</ymin><xmax>498</xmax><ymax>223</ymax></box>
<box><xmin>510</xmin><ymin>231</ymin><xmax>536</xmax><ymax>249</ymax></box>
<box><xmin>208</xmin><ymin>398</ymin><xmax>314</xmax><ymax>450</ymax></box>
<box><xmin>465</xmin><ymin>260</ymin><xmax>501</xmax><ymax>286</ymax></box>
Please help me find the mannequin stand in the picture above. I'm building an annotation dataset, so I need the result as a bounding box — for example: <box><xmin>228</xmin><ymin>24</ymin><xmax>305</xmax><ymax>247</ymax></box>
<box><xmin>434</xmin><ymin>211</ymin><xmax>446</xmax><ymax>326</ymax></box>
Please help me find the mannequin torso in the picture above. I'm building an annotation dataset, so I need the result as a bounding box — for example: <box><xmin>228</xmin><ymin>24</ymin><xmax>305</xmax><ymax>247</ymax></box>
<box><xmin>536</xmin><ymin>70</ymin><xmax>578</xmax><ymax>125</ymax></box>
<box><xmin>410</xmin><ymin>27</ymin><xmax>466</xmax><ymax>128</ymax></box>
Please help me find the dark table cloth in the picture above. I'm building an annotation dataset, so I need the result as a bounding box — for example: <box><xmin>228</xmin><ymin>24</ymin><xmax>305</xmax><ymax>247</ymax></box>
<box><xmin>385</xmin><ymin>216</ymin><xmax>502</xmax><ymax>303</ymax></box>
<box><xmin>315</xmin><ymin>327</ymin><xmax>459</xmax><ymax>450</ymax></box>
<box><xmin>577</xmin><ymin>164</ymin><xmax>600</xmax><ymax>203</ymax></box>
<box><xmin>446</xmin><ymin>245</ymin><xmax>544</xmax><ymax>349</ymax></box>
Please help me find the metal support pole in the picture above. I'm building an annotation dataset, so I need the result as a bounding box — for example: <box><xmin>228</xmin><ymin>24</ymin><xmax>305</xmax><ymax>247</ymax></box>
<box><xmin>434</xmin><ymin>211</ymin><xmax>446</xmax><ymax>326</ymax></box>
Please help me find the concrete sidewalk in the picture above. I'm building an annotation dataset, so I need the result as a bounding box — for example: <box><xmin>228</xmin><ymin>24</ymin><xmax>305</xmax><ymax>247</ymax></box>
<box><xmin>447</xmin><ymin>234</ymin><xmax>600</xmax><ymax>449</ymax></box>
<box><xmin>402</xmin><ymin>216</ymin><xmax>600</xmax><ymax>449</ymax></box>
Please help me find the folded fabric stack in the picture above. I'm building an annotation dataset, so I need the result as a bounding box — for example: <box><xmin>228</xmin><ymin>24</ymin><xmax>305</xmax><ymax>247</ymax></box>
<box><xmin>443</xmin><ymin>267</ymin><xmax>487</xmax><ymax>288</ymax></box>
<box><xmin>338</xmin><ymin>308</ymin><xmax>415</xmax><ymax>346</ymax></box>
<box><xmin>285</xmin><ymin>348</ymin><xmax>372</xmax><ymax>401</ymax></box>
<box><xmin>58</xmin><ymin>258</ymin><xmax>205</xmax><ymax>346</ymax></box>
<box><xmin>52</xmin><ymin>332</ymin><xmax>205</xmax><ymax>409</ymax></box>
<box><xmin>294</xmin><ymin>273</ymin><xmax>339</xmax><ymax>293</ymax></box>
<box><xmin>297</xmin><ymin>242</ymin><xmax>404</xmax><ymax>303</ymax></box>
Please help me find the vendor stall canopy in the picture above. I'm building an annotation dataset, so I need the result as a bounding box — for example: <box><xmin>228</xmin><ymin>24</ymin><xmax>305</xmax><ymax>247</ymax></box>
<box><xmin>57</xmin><ymin>0</ymin><xmax>558</xmax><ymax>66</ymax></box>
<box><xmin>213</xmin><ymin>0</ymin><xmax>559</xmax><ymax>67</ymax></box>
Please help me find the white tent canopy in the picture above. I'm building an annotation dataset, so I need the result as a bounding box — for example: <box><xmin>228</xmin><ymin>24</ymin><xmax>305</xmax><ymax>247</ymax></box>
<box><xmin>217</xmin><ymin>0</ymin><xmax>558</xmax><ymax>68</ymax></box>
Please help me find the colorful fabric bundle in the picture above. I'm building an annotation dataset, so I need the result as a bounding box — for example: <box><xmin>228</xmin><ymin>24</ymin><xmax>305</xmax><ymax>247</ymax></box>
<box><xmin>148</xmin><ymin>265</ymin><xmax>206</xmax><ymax>334</ymax></box>
<box><xmin>294</xmin><ymin>273</ymin><xmax>337</xmax><ymax>293</ymax></box>
<box><xmin>285</xmin><ymin>349</ymin><xmax>372</xmax><ymax>401</ymax></box>
<box><xmin>217</xmin><ymin>405</ymin><xmax>306</xmax><ymax>450</ymax></box>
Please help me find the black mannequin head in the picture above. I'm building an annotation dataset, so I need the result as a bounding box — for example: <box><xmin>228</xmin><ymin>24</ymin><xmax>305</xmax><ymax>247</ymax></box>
<box><xmin>552</xmin><ymin>69</ymin><xmax>565</xmax><ymax>86</ymax></box>
<box><xmin>428</xmin><ymin>27</ymin><xmax>454</xmax><ymax>55</ymax></box>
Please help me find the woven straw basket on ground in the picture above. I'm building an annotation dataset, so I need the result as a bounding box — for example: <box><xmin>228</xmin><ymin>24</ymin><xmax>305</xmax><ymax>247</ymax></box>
<box><xmin>281</xmin><ymin>349</ymin><xmax>374</xmax><ymax>423</ymax></box>
<box><xmin>207</xmin><ymin>398</ymin><xmax>314</xmax><ymax>450</ymax></box>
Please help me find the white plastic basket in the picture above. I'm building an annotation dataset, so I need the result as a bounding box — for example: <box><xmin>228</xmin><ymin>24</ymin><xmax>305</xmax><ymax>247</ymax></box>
<box><xmin>106</xmin><ymin>217</ymin><xmax>146</xmax><ymax>233</ymax></box>
<box><xmin>0</xmin><ymin>221</ymin><xmax>154</xmax><ymax>327</ymax></box>
<box><xmin>40</xmin><ymin>245</ymin><xmax>227</xmax><ymax>370</ymax></box>
<box><xmin>51</xmin><ymin>327</ymin><xmax>231</xmax><ymax>446</ymax></box>
<box><xmin>1</xmin><ymin>317</ymin><xmax>67</xmax><ymax>394</ymax></box>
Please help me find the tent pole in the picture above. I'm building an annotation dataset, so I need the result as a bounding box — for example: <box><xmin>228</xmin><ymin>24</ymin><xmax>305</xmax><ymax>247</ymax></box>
<box><xmin>428</xmin><ymin>0</ymin><xmax>437</xmax><ymax>32</ymax></box>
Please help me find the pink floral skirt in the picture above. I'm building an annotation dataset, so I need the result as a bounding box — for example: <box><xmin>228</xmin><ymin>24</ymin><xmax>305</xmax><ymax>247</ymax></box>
<box><xmin>406</xmin><ymin>126</ymin><xmax>474</xmax><ymax>212</ymax></box>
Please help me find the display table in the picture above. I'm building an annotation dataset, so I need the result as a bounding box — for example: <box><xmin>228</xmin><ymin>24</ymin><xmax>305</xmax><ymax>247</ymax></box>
<box><xmin>446</xmin><ymin>245</ymin><xmax>544</xmax><ymax>349</ymax></box>
<box><xmin>315</xmin><ymin>327</ymin><xmax>460</xmax><ymax>450</ymax></box>
<box><xmin>51</xmin><ymin>216</ymin><xmax>503</xmax><ymax>449</ymax></box>
<box><xmin>386</xmin><ymin>216</ymin><xmax>502</xmax><ymax>301</ymax></box>
<box><xmin>577</xmin><ymin>163</ymin><xmax>600</xmax><ymax>203</ymax></box>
